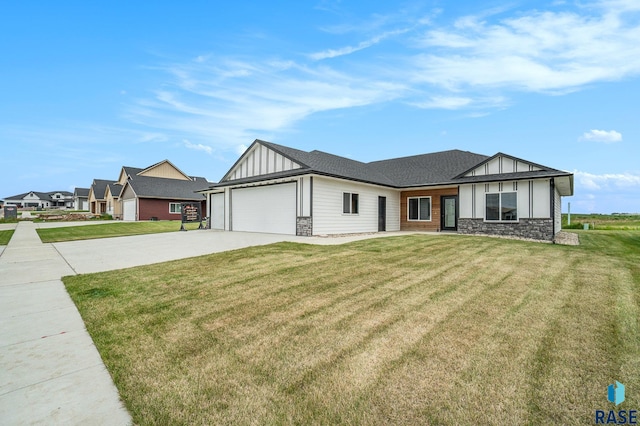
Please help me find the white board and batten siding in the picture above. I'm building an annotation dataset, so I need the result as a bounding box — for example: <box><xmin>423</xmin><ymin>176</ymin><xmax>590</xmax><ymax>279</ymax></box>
<box><xmin>459</xmin><ymin>179</ymin><xmax>552</xmax><ymax>220</ymax></box>
<box><xmin>554</xmin><ymin>187</ymin><xmax>562</xmax><ymax>233</ymax></box>
<box><xmin>225</xmin><ymin>144</ymin><xmax>302</xmax><ymax>181</ymax></box>
<box><xmin>312</xmin><ymin>176</ymin><xmax>400</xmax><ymax>235</ymax></box>
<box><xmin>210</xmin><ymin>193</ymin><xmax>225</xmax><ymax>230</ymax></box>
<box><xmin>465</xmin><ymin>155</ymin><xmax>542</xmax><ymax>177</ymax></box>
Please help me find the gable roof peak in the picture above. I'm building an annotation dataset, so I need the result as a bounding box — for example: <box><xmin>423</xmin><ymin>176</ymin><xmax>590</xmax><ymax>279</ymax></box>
<box><xmin>137</xmin><ymin>159</ymin><xmax>193</xmax><ymax>181</ymax></box>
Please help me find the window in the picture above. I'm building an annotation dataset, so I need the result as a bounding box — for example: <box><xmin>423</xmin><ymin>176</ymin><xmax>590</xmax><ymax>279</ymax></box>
<box><xmin>408</xmin><ymin>197</ymin><xmax>431</xmax><ymax>221</ymax></box>
<box><xmin>343</xmin><ymin>192</ymin><xmax>359</xmax><ymax>214</ymax></box>
<box><xmin>485</xmin><ymin>192</ymin><xmax>517</xmax><ymax>221</ymax></box>
<box><xmin>169</xmin><ymin>203</ymin><xmax>182</xmax><ymax>214</ymax></box>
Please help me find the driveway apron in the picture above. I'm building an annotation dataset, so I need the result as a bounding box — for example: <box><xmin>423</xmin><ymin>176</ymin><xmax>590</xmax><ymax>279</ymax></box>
<box><xmin>0</xmin><ymin>221</ymin><xmax>131</xmax><ymax>425</ymax></box>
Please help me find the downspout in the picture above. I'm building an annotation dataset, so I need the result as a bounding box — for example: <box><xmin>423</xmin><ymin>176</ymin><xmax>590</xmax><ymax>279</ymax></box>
<box><xmin>309</xmin><ymin>176</ymin><xmax>313</xmax><ymax>217</ymax></box>
<box><xmin>310</xmin><ymin>176</ymin><xmax>314</xmax><ymax>236</ymax></box>
<box><xmin>550</xmin><ymin>178</ymin><xmax>555</xmax><ymax>238</ymax></box>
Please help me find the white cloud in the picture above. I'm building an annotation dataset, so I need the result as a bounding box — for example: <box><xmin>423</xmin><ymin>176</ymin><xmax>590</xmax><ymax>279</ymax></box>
<box><xmin>125</xmin><ymin>0</ymin><xmax>640</xmax><ymax>150</ymax></box>
<box><xmin>309</xmin><ymin>28</ymin><xmax>409</xmax><ymax>60</ymax></box>
<box><xmin>410</xmin><ymin>1</ymin><xmax>640</xmax><ymax>93</ymax></box>
<box><xmin>236</xmin><ymin>144</ymin><xmax>248</xmax><ymax>155</ymax></box>
<box><xmin>127</xmin><ymin>59</ymin><xmax>406</xmax><ymax>148</ymax></box>
<box><xmin>579</xmin><ymin>129</ymin><xmax>622</xmax><ymax>143</ymax></box>
<box><xmin>575</xmin><ymin>170</ymin><xmax>640</xmax><ymax>190</ymax></box>
<box><xmin>183</xmin><ymin>140</ymin><xmax>213</xmax><ymax>155</ymax></box>
<box><xmin>410</xmin><ymin>96</ymin><xmax>472</xmax><ymax>110</ymax></box>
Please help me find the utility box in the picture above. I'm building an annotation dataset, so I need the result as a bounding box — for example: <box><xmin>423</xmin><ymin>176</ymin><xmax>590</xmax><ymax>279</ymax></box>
<box><xmin>4</xmin><ymin>206</ymin><xmax>18</xmax><ymax>220</ymax></box>
<box><xmin>583</xmin><ymin>223</ymin><xmax>589</xmax><ymax>230</ymax></box>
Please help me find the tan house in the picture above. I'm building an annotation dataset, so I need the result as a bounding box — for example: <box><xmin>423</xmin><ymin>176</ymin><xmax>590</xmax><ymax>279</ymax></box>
<box><xmin>105</xmin><ymin>183</ymin><xmax>123</xmax><ymax>219</ymax></box>
<box><xmin>88</xmin><ymin>179</ymin><xmax>111</xmax><ymax>215</ymax></box>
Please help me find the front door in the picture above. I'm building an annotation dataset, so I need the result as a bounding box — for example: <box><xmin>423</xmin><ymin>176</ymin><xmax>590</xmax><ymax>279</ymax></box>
<box><xmin>378</xmin><ymin>196</ymin><xmax>386</xmax><ymax>232</ymax></box>
<box><xmin>441</xmin><ymin>196</ymin><xmax>457</xmax><ymax>231</ymax></box>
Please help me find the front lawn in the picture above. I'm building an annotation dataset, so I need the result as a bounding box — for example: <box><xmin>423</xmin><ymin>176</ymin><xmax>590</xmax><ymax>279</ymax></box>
<box><xmin>0</xmin><ymin>230</ymin><xmax>14</xmax><ymax>245</ymax></box>
<box><xmin>63</xmin><ymin>232</ymin><xmax>640</xmax><ymax>425</ymax></box>
<box><xmin>37</xmin><ymin>221</ymin><xmax>204</xmax><ymax>243</ymax></box>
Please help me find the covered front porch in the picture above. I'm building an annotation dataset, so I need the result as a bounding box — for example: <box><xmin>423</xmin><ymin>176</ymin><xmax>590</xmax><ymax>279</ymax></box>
<box><xmin>400</xmin><ymin>187</ymin><xmax>458</xmax><ymax>232</ymax></box>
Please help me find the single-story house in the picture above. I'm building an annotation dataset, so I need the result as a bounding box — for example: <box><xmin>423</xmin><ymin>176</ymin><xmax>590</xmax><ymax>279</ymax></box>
<box><xmin>200</xmin><ymin>139</ymin><xmax>573</xmax><ymax>242</ymax></box>
<box><xmin>117</xmin><ymin>160</ymin><xmax>209</xmax><ymax>221</ymax></box>
<box><xmin>73</xmin><ymin>187</ymin><xmax>90</xmax><ymax>210</ymax></box>
<box><xmin>2</xmin><ymin>191</ymin><xmax>74</xmax><ymax>209</ymax></box>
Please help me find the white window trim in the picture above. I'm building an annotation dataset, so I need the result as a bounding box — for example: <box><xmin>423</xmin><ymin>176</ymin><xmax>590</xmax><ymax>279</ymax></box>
<box><xmin>169</xmin><ymin>202</ymin><xmax>182</xmax><ymax>214</ymax></box>
<box><xmin>342</xmin><ymin>192</ymin><xmax>359</xmax><ymax>215</ymax></box>
<box><xmin>407</xmin><ymin>196</ymin><xmax>432</xmax><ymax>222</ymax></box>
<box><xmin>485</xmin><ymin>192</ymin><xmax>518</xmax><ymax>222</ymax></box>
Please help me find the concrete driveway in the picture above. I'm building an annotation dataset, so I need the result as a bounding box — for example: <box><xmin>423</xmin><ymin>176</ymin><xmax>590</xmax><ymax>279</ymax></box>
<box><xmin>54</xmin><ymin>229</ymin><xmax>312</xmax><ymax>274</ymax></box>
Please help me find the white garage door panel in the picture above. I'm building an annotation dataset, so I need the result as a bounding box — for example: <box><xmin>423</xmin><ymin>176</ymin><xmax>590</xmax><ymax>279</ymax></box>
<box><xmin>123</xmin><ymin>199</ymin><xmax>136</xmax><ymax>221</ymax></box>
<box><xmin>232</xmin><ymin>183</ymin><xmax>296</xmax><ymax>234</ymax></box>
<box><xmin>211</xmin><ymin>193</ymin><xmax>225</xmax><ymax>230</ymax></box>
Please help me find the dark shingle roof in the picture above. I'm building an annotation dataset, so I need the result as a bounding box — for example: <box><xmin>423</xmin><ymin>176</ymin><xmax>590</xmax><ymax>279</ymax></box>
<box><xmin>217</xmin><ymin>140</ymin><xmax>489</xmax><ymax>188</ymax></box>
<box><xmin>90</xmin><ymin>179</ymin><xmax>112</xmax><ymax>200</ymax></box>
<box><xmin>107</xmin><ymin>183</ymin><xmax>123</xmax><ymax>198</ymax></box>
<box><xmin>74</xmin><ymin>188</ymin><xmax>90</xmax><ymax>197</ymax></box>
<box><xmin>211</xmin><ymin>139</ymin><xmax>573</xmax><ymax>190</ymax></box>
<box><xmin>127</xmin><ymin>175</ymin><xmax>209</xmax><ymax>200</ymax></box>
<box><xmin>260</xmin><ymin>141</ymin><xmax>396</xmax><ymax>186</ymax></box>
<box><xmin>4</xmin><ymin>191</ymin><xmax>73</xmax><ymax>200</ymax></box>
<box><xmin>369</xmin><ymin>150</ymin><xmax>490</xmax><ymax>187</ymax></box>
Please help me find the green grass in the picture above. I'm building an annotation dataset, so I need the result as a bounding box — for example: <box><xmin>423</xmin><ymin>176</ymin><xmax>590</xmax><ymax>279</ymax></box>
<box><xmin>0</xmin><ymin>229</ymin><xmax>15</xmax><ymax>245</ymax></box>
<box><xmin>37</xmin><ymin>221</ymin><xmax>205</xmax><ymax>242</ymax></box>
<box><xmin>563</xmin><ymin>213</ymin><xmax>640</xmax><ymax>230</ymax></box>
<box><xmin>63</xmin><ymin>232</ymin><xmax>640</xmax><ymax>425</ymax></box>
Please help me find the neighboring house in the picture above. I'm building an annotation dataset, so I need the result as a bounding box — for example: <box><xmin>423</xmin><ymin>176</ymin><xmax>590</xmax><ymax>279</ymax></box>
<box><xmin>105</xmin><ymin>183</ymin><xmax>123</xmax><ymax>219</ymax></box>
<box><xmin>117</xmin><ymin>160</ymin><xmax>209</xmax><ymax>221</ymax></box>
<box><xmin>200</xmin><ymin>139</ymin><xmax>573</xmax><ymax>242</ymax></box>
<box><xmin>88</xmin><ymin>179</ymin><xmax>111</xmax><ymax>215</ymax></box>
<box><xmin>73</xmin><ymin>187</ymin><xmax>90</xmax><ymax>210</ymax></box>
<box><xmin>2</xmin><ymin>191</ymin><xmax>74</xmax><ymax>209</ymax></box>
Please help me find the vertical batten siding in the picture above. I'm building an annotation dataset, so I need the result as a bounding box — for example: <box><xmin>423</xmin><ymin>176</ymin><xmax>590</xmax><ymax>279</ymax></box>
<box><xmin>532</xmin><ymin>179</ymin><xmax>551</xmax><ymax>218</ymax></box>
<box><xmin>312</xmin><ymin>177</ymin><xmax>399</xmax><ymax>235</ymax></box>
<box><xmin>517</xmin><ymin>183</ymin><xmax>531</xmax><ymax>220</ymax></box>
<box><xmin>299</xmin><ymin>177</ymin><xmax>312</xmax><ymax>217</ymax></box>
<box><xmin>459</xmin><ymin>179</ymin><xmax>553</xmax><ymax>221</ymax></box>
<box><xmin>459</xmin><ymin>185</ymin><xmax>474</xmax><ymax>218</ymax></box>
<box><xmin>226</xmin><ymin>143</ymin><xmax>302</xmax><ymax>181</ymax></box>
<box><xmin>224</xmin><ymin>188</ymin><xmax>231</xmax><ymax>230</ymax></box>
<box><xmin>465</xmin><ymin>156</ymin><xmax>543</xmax><ymax>177</ymax></box>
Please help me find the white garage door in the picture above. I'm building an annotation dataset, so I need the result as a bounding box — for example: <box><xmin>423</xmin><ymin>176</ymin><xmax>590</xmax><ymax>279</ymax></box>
<box><xmin>211</xmin><ymin>193</ymin><xmax>225</xmax><ymax>230</ymax></box>
<box><xmin>123</xmin><ymin>199</ymin><xmax>136</xmax><ymax>221</ymax></box>
<box><xmin>231</xmin><ymin>183</ymin><xmax>296</xmax><ymax>235</ymax></box>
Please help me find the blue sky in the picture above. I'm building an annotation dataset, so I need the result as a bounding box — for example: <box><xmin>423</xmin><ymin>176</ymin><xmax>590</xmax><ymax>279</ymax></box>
<box><xmin>1</xmin><ymin>0</ymin><xmax>639</xmax><ymax>213</ymax></box>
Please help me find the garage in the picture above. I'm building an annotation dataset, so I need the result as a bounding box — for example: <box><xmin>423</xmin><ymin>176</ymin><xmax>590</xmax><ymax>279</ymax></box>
<box><xmin>122</xmin><ymin>199</ymin><xmax>136</xmax><ymax>221</ymax></box>
<box><xmin>231</xmin><ymin>182</ymin><xmax>296</xmax><ymax>235</ymax></box>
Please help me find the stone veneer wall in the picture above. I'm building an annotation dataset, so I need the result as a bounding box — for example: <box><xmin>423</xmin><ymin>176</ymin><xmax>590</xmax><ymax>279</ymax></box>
<box><xmin>296</xmin><ymin>216</ymin><xmax>313</xmax><ymax>236</ymax></box>
<box><xmin>458</xmin><ymin>218</ymin><xmax>555</xmax><ymax>241</ymax></box>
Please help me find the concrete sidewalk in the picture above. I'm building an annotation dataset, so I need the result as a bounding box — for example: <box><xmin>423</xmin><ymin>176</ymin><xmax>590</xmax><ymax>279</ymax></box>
<box><xmin>0</xmin><ymin>222</ymin><xmax>132</xmax><ymax>425</ymax></box>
